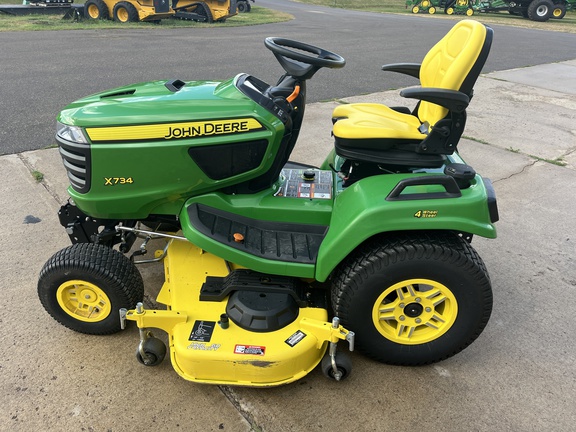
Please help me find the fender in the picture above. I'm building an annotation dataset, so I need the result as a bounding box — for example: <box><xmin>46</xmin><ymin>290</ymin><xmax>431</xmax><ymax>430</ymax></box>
<box><xmin>314</xmin><ymin>173</ymin><xmax>497</xmax><ymax>282</ymax></box>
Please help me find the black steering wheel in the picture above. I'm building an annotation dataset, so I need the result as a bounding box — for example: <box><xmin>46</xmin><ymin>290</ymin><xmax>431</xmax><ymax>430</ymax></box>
<box><xmin>264</xmin><ymin>37</ymin><xmax>346</xmax><ymax>80</ymax></box>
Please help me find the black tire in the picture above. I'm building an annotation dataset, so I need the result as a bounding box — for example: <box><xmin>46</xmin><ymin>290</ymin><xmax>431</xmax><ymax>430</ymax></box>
<box><xmin>551</xmin><ymin>3</ymin><xmax>566</xmax><ymax>18</ymax></box>
<box><xmin>331</xmin><ymin>232</ymin><xmax>492</xmax><ymax>366</ymax></box>
<box><xmin>320</xmin><ymin>351</ymin><xmax>352</xmax><ymax>381</ymax></box>
<box><xmin>84</xmin><ymin>0</ymin><xmax>109</xmax><ymax>20</ymax></box>
<box><xmin>527</xmin><ymin>0</ymin><xmax>554</xmax><ymax>21</ymax></box>
<box><xmin>237</xmin><ymin>1</ymin><xmax>247</xmax><ymax>12</ymax></box>
<box><xmin>136</xmin><ymin>337</ymin><xmax>167</xmax><ymax>366</ymax></box>
<box><xmin>38</xmin><ymin>243</ymin><xmax>144</xmax><ymax>335</ymax></box>
<box><xmin>113</xmin><ymin>1</ymin><xmax>139</xmax><ymax>23</ymax></box>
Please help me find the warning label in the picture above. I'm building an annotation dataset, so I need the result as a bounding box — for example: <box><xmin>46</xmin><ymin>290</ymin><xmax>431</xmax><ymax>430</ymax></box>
<box><xmin>234</xmin><ymin>345</ymin><xmax>266</xmax><ymax>356</ymax></box>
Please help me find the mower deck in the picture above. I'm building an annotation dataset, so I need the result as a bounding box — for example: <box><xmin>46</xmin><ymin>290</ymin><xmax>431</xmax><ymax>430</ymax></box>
<box><xmin>125</xmin><ymin>239</ymin><xmax>352</xmax><ymax>386</ymax></box>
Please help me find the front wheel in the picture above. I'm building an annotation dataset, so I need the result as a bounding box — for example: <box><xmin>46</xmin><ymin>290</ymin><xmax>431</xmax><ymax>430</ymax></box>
<box><xmin>331</xmin><ymin>232</ymin><xmax>492</xmax><ymax>365</ymax></box>
<box><xmin>84</xmin><ymin>0</ymin><xmax>109</xmax><ymax>20</ymax></box>
<box><xmin>38</xmin><ymin>243</ymin><xmax>144</xmax><ymax>335</ymax></box>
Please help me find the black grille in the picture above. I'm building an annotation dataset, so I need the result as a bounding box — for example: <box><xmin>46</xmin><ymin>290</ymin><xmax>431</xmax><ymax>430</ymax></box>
<box><xmin>57</xmin><ymin>136</ymin><xmax>91</xmax><ymax>194</ymax></box>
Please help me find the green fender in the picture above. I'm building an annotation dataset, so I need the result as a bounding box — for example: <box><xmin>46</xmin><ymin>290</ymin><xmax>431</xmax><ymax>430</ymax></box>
<box><xmin>314</xmin><ymin>173</ymin><xmax>497</xmax><ymax>282</ymax></box>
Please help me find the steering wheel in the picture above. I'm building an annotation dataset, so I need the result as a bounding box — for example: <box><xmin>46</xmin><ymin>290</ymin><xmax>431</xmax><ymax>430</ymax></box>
<box><xmin>264</xmin><ymin>38</ymin><xmax>346</xmax><ymax>80</ymax></box>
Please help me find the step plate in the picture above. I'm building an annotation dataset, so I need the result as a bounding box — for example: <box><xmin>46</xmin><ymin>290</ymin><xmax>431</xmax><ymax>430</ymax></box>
<box><xmin>187</xmin><ymin>203</ymin><xmax>328</xmax><ymax>264</ymax></box>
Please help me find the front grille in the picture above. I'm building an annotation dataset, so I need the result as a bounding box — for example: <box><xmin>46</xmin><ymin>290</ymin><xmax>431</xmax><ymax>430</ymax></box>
<box><xmin>57</xmin><ymin>136</ymin><xmax>91</xmax><ymax>194</ymax></box>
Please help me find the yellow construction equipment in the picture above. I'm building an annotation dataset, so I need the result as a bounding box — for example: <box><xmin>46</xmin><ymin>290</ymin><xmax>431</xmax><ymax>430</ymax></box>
<box><xmin>83</xmin><ymin>0</ymin><xmax>237</xmax><ymax>23</ymax></box>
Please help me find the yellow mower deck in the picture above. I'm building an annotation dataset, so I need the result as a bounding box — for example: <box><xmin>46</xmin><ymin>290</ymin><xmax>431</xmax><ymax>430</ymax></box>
<box><xmin>125</xmin><ymin>240</ymin><xmax>351</xmax><ymax>386</ymax></box>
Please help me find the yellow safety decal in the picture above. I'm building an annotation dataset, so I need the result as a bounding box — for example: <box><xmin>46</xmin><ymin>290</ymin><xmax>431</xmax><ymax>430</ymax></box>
<box><xmin>86</xmin><ymin>118</ymin><xmax>264</xmax><ymax>142</ymax></box>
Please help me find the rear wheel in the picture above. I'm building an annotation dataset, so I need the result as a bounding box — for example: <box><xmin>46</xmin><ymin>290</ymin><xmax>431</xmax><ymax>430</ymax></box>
<box><xmin>527</xmin><ymin>0</ymin><xmax>554</xmax><ymax>21</ymax></box>
<box><xmin>113</xmin><ymin>1</ymin><xmax>139</xmax><ymax>23</ymax></box>
<box><xmin>412</xmin><ymin>5</ymin><xmax>420</xmax><ymax>13</ymax></box>
<box><xmin>38</xmin><ymin>243</ymin><xmax>144</xmax><ymax>335</ymax></box>
<box><xmin>84</xmin><ymin>0</ymin><xmax>109</xmax><ymax>20</ymax></box>
<box><xmin>331</xmin><ymin>232</ymin><xmax>492</xmax><ymax>365</ymax></box>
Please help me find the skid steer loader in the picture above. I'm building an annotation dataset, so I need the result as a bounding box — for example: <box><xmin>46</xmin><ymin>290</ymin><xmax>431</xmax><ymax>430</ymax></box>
<box><xmin>83</xmin><ymin>0</ymin><xmax>236</xmax><ymax>23</ymax></box>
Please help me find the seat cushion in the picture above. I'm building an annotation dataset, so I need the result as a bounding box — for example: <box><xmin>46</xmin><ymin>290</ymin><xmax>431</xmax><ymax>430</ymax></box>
<box><xmin>332</xmin><ymin>103</ymin><xmax>426</xmax><ymax>149</ymax></box>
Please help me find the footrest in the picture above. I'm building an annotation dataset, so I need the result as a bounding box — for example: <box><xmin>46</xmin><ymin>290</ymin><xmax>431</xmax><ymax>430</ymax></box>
<box><xmin>187</xmin><ymin>204</ymin><xmax>328</xmax><ymax>264</ymax></box>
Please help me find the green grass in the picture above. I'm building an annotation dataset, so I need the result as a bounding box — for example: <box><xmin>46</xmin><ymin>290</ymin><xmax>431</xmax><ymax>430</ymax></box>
<box><xmin>31</xmin><ymin>170</ymin><xmax>44</xmax><ymax>182</ymax></box>
<box><xmin>0</xmin><ymin>5</ymin><xmax>292</xmax><ymax>31</ymax></box>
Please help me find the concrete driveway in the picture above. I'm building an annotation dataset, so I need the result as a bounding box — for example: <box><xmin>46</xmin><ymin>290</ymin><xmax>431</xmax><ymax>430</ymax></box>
<box><xmin>1</xmin><ymin>56</ymin><xmax>575</xmax><ymax>430</ymax></box>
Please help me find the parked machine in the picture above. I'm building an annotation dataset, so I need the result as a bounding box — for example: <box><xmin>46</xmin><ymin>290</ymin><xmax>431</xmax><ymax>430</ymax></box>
<box><xmin>473</xmin><ymin>0</ymin><xmax>575</xmax><ymax>21</ymax></box>
<box><xmin>407</xmin><ymin>0</ymin><xmax>574</xmax><ymax>19</ymax></box>
<box><xmin>38</xmin><ymin>20</ymin><xmax>498</xmax><ymax>386</ymax></box>
<box><xmin>83</xmin><ymin>0</ymin><xmax>236</xmax><ymax>23</ymax></box>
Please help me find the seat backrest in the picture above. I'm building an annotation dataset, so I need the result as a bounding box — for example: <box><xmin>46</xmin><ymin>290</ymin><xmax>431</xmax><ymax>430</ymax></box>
<box><xmin>418</xmin><ymin>20</ymin><xmax>492</xmax><ymax>126</ymax></box>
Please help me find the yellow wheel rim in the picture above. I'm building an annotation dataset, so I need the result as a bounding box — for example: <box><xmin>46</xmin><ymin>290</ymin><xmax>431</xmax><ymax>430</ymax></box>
<box><xmin>372</xmin><ymin>279</ymin><xmax>458</xmax><ymax>345</ymax></box>
<box><xmin>446</xmin><ymin>7</ymin><xmax>454</xmax><ymax>14</ymax></box>
<box><xmin>466</xmin><ymin>8</ymin><xmax>474</xmax><ymax>15</ymax></box>
<box><xmin>422</xmin><ymin>0</ymin><xmax>430</xmax><ymax>7</ymax></box>
<box><xmin>412</xmin><ymin>5</ymin><xmax>420</xmax><ymax>13</ymax></box>
<box><xmin>428</xmin><ymin>6</ymin><xmax>436</xmax><ymax>14</ymax></box>
<box><xmin>56</xmin><ymin>280</ymin><xmax>112</xmax><ymax>323</ymax></box>
<box><xmin>87</xmin><ymin>4</ymin><xmax>100</xmax><ymax>19</ymax></box>
<box><xmin>117</xmin><ymin>7</ymin><xmax>129</xmax><ymax>22</ymax></box>
<box><xmin>552</xmin><ymin>8</ymin><xmax>562</xmax><ymax>17</ymax></box>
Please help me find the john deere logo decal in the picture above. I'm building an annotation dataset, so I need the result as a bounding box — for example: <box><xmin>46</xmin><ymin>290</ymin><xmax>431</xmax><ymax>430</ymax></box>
<box><xmin>164</xmin><ymin>120</ymin><xmax>255</xmax><ymax>139</ymax></box>
<box><xmin>86</xmin><ymin>118</ymin><xmax>264</xmax><ymax>143</ymax></box>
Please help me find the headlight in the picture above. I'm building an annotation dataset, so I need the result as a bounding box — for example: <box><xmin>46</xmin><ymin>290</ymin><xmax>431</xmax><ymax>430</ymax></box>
<box><xmin>56</xmin><ymin>122</ymin><xmax>88</xmax><ymax>144</ymax></box>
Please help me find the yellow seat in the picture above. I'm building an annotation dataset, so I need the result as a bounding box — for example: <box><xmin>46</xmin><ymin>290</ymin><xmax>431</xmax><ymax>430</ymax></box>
<box><xmin>332</xmin><ymin>20</ymin><xmax>493</xmax><ymax>166</ymax></box>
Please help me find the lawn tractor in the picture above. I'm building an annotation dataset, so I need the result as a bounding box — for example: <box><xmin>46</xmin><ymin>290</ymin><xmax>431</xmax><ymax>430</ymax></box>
<box><xmin>83</xmin><ymin>0</ymin><xmax>236</xmax><ymax>23</ymax></box>
<box><xmin>408</xmin><ymin>0</ymin><xmax>445</xmax><ymax>14</ymax></box>
<box><xmin>38</xmin><ymin>20</ymin><xmax>498</xmax><ymax>387</ymax></box>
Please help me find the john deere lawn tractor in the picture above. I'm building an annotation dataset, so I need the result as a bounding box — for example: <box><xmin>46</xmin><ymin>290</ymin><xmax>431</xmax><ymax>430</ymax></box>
<box><xmin>83</xmin><ymin>0</ymin><xmax>236</xmax><ymax>23</ymax></box>
<box><xmin>38</xmin><ymin>20</ymin><xmax>498</xmax><ymax>386</ymax></box>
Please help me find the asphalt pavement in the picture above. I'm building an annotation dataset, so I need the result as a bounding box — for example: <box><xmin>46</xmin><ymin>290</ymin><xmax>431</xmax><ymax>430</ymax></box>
<box><xmin>1</xmin><ymin>56</ymin><xmax>575</xmax><ymax>431</ymax></box>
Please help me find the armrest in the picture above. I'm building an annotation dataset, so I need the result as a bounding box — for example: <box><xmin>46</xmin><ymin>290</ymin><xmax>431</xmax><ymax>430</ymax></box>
<box><xmin>381</xmin><ymin>63</ymin><xmax>421</xmax><ymax>79</ymax></box>
<box><xmin>399</xmin><ymin>87</ymin><xmax>470</xmax><ymax>113</ymax></box>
